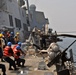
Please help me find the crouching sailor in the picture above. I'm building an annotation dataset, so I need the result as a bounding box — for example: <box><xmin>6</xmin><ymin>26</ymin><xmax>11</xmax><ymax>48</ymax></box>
<box><xmin>3</xmin><ymin>42</ymin><xmax>18</xmax><ymax>70</ymax></box>
<box><xmin>13</xmin><ymin>45</ymin><xmax>25</xmax><ymax>67</ymax></box>
<box><xmin>0</xmin><ymin>63</ymin><xmax>6</xmax><ymax>75</ymax></box>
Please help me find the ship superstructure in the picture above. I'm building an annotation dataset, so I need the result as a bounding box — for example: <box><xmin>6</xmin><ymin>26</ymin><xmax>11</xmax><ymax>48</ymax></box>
<box><xmin>0</xmin><ymin>0</ymin><xmax>49</xmax><ymax>42</ymax></box>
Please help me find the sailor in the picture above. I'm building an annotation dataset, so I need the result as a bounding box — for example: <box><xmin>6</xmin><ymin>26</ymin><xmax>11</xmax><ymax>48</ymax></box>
<box><xmin>40</xmin><ymin>32</ymin><xmax>46</xmax><ymax>49</ymax></box>
<box><xmin>12</xmin><ymin>42</ymin><xmax>25</xmax><ymax>55</ymax></box>
<box><xmin>1</xmin><ymin>32</ymin><xmax>7</xmax><ymax>46</ymax></box>
<box><xmin>39</xmin><ymin>42</ymin><xmax>60</xmax><ymax>62</ymax></box>
<box><xmin>10</xmin><ymin>32</ymin><xmax>15</xmax><ymax>44</ymax></box>
<box><xmin>61</xmin><ymin>52</ymin><xmax>71</xmax><ymax>68</ymax></box>
<box><xmin>0</xmin><ymin>63</ymin><xmax>6</xmax><ymax>75</ymax></box>
<box><xmin>0</xmin><ymin>33</ymin><xmax>5</xmax><ymax>62</ymax></box>
<box><xmin>3</xmin><ymin>42</ymin><xmax>18</xmax><ymax>70</ymax></box>
<box><xmin>14</xmin><ymin>32</ymin><xmax>20</xmax><ymax>44</ymax></box>
<box><xmin>12</xmin><ymin>42</ymin><xmax>22</xmax><ymax>55</ymax></box>
<box><xmin>12</xmin><ymin>42</ymin><xmax>22</xmax><ymax>53</ymax></box>
<box><xmin>6</xmin><ymin>31</ymin><xmax>10</xmax><ymax>42</ymax></box>
<box><xmin>13</xmin><ymin>45</ymin><xmax>25</xmax><ymax>67</ymax></box>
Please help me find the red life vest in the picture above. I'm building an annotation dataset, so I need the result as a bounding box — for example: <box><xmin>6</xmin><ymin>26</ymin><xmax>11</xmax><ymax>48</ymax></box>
<box><xmin>3</xmin><ymin>46</ymin><xmax>13</xmax><ymax>57</ymax></box>
<box><xmin>13</xmin><ymin>48</ymin><xmax>21</xmax><ymax>59</ymax></box>
<box><xmin>12</xmin><ymin>44</ymin><xmax>18</xmax><ymax>51</ymax></box>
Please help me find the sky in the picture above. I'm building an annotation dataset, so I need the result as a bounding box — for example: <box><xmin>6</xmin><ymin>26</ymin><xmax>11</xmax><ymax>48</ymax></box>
<box><xmin>28</xmin><ymin>0</ymin><xmax>76</xmax><ymax>34</ymax></box>
<box><xmin>28</xmin><ymin>0</ymin><xmax>76</xmax><ymax>61</ymax></box>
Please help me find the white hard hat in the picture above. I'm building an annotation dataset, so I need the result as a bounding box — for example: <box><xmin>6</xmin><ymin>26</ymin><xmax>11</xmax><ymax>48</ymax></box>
<box><xmin>52</xmin><ymin>45</ymin><xmax>59</xmax><ymax>52</ymax></box>
<box><xmin>49</xmin><ymin>42</ymin><xmax>59</xmax><ymax>52</ymax></box>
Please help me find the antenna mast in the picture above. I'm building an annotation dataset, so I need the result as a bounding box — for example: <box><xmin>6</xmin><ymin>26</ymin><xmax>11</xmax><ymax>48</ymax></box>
<box><xmin>25</xmin><ymin>0</ymin><xmax>31</xmax><ymax>26</ymax></box>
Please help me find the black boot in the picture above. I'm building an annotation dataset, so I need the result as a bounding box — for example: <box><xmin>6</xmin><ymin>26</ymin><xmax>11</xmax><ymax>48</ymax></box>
<box><xmin>9</xmin><ymin>68</ymin><xmax>13</xmax><ymax>70</ymax></box>
<box><xmin>1</xmin><ymin>58</ymin><xmax>5</xmax><ymax>62</ymax></box>
<box><xmin>3</xmin><ymin>72</ymin><xmax>6</xmax><ymax>75</ymax></box>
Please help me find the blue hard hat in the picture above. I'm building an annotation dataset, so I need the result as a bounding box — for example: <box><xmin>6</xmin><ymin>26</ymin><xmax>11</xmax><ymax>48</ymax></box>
<box><xmin>16</xmin><ymin>45</ymin><xmax>21</xmax><ymax>50</ymax></box>
<box><xmin>7</xmin><ymin>42</ymin><xmax>12</xmax><ymax>46</ymax></box>
<box><xmin>18</xmin><ymin>42</ymin><xmax>22</xmax><ymax>46</ymax></box>
<box><xmin>1</xmin><ymin>32</ymin><xmax>5</xmax><ymax>35</ymax></box>
<box><xmin>10</xmin><ymin>32</ymin><xmax>14</xmax><ymax>35</ymax></box>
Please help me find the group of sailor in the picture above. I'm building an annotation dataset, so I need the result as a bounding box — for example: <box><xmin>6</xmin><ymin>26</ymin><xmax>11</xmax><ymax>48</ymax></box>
<box><xmin>0</xmin><ymin>31</ymin><xmax>25</xmax><ymax>75</ymax></box>
<box><xmin>0</xmin><ymin>31</ymin><xmax>20</xmax><ymax>45</ymax></box>
<box><xmin>0</xmin><ymin>29</ymin><xmax>70</xmax><ymax>75</ymax></box>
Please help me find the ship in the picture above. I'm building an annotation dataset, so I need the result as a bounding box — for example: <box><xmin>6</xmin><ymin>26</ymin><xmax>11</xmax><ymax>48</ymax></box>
<box><xmin>1</xmin><ymin>26</ymin><xmax>76</xmax><ymax>75</ymax></box>
<box><xmin>0</xmin><ymin>0</ymin><xmax>76</xmax><ymax>75</ymax></box>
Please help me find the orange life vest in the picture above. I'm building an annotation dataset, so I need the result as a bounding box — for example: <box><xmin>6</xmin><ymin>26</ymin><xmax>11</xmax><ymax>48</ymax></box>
<box><xmin>3</xmin><ymin>46</ymin><xmax>13</xmax><ymax>57</ymax></box>
<box><xmin>13</xmin><ymin>48</ymin><xmax>21</xmax><ymax>59</ymax></box>
<box><xmin>12</xmin><ymin>44</ymin><xmax>18</xmax><ymax>51</ymax></box>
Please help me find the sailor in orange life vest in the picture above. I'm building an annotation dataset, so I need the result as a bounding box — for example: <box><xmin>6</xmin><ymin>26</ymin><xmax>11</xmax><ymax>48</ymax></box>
<box><xmin>13</xmin><ymin>45</ymin><xmax>25</xmax><ymax>67</ymax></box>
<box><xmin>12</xmin><ymin>42</ymin><xmax>26</xmax><ymax>66</ymax></box>
<box><xmin>3</xmin><ymin>42</ymin><xmax>18</xmax><ymax>70</ymax></box>
<box><xmin>12</xmin><ymin>42</ymin><xmax>22</xmax><ymax>50</ymax></box>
